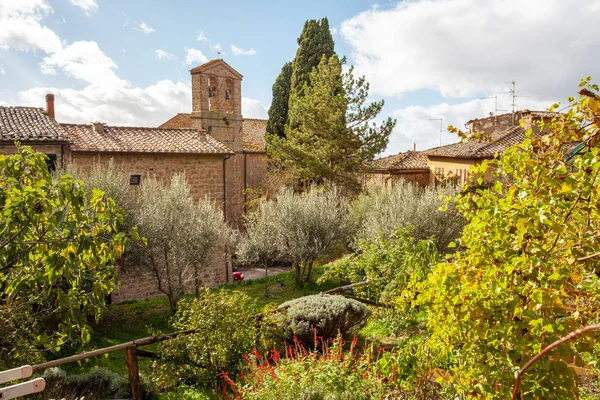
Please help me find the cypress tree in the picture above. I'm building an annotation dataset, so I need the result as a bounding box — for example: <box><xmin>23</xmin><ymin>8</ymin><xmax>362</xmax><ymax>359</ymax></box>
<box><xmin>290</xmin><ymin>18</ymin><xmax>335</xmax><ymax>97</ymax></box>
<box><xmin>266</xmin><ymin>62</ymin><xmax>293</xmax><ymax>138</ymax></box>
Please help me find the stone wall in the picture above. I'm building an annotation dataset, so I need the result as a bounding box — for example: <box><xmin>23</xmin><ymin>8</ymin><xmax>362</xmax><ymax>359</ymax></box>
<box><xmin>111</xmin><ymin>256</ymin><xmax>229</xmax><ymax>303</ymax></box>
<box><xmin>70</xmin><ymin>152</ymin><xmax>226</xmax><ymax>208</ymax></box>
<box><xmin>0</xmin><ymin>143</ymin><xmax>70</xmax><ymax>169</ymax></box>
<box><xmin>364</xmin><ymin>170</ymin><xmax>430</xmax><ymax>188</ymax></box>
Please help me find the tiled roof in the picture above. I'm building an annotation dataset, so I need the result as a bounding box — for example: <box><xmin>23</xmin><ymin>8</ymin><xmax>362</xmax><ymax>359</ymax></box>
<box><xmin>368</xmin><ymin>151</ymin><xmax>429</xmax><ymax>171</ymax></box>
<box><xmin>62</xmin><ymin>123</ymin><xmax>233</xmax><ymax>155</ymax></box>
<box><xmin>466</xmin><ymin>109</ymin><xmax>559</xmax><ymax>124</ymax></box>
<box><xmin>159</xmin><ymin>113</ymin><xmax>193</xmax><ymax>129</ymax></box>
<box><xmin>421</xmin><ymin>126</ymin><xmax>529</xmax><ymax>158</ymax></box>
<box><xmin>242</xmin><ymin>119</ymin><xmax>267</xmax><ymax>153</ymax></box>
<box><xmin>189</xmin><ymin>59</ymin><xmax>243</xmax><ymax>78</ymax></box>
<box><xmin>0</xmin><ymin>106</ymin><xmax>68</xmax><ymax>142</ymax></box>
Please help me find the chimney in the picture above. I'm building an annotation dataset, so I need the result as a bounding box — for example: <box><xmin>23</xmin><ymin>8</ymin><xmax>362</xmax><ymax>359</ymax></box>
<box><xmin>92</xmin><ymin>121</ymin><xmax>104</xmax><ymax>134</ymax></box>
<box><xmin>45</xmin><ymin>93</ymin><xmax>55</xmax><ymax>120</ymax></box>
<box><xmin>413</xmin><ymin>143</ymin><xmax>417</xmax><ymax>151</ymax></box>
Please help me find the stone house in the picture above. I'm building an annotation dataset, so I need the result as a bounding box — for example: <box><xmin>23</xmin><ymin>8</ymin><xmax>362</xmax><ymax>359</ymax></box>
<box><xmin>0</xmin><ymin>59</ymin><xmax>268</xmax><ymax>302</ymax></box>
<box><xmin>362</xmin><ymin>151</ymin><xmax>429</xmax><ymax>188</ymax></box>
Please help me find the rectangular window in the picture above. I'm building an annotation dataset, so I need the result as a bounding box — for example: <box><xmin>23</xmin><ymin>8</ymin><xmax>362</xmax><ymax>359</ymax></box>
<box><xmin>129</xmin><ymin>175</ymin><xmax>141</xmax><ymax>185</ymax></box>
<box><xmin>45</xmin><ymin>154</ymin><xmax>57</xmax><ymax>172</ymax></box>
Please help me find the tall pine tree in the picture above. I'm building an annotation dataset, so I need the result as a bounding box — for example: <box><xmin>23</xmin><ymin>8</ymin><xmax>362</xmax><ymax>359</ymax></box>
<box><xmin>290</xmin><ymin>18</ymin><xmax>335</xmax><ymax>97</ymax></box>
<box><xmin>268</xmin><ymin>55</ymin><xmax>395</xmax><ymax>192</ymax></box>
<box><xmin>266</xmin><ymin>62</ymin><xmax>292</xmax><ymax>138</ymax></box>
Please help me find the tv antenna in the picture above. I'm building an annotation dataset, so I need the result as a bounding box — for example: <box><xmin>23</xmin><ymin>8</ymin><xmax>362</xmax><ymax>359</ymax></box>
<box><xmin>480</xmin><ymin>95</ymin><xmax>508</xmax><ymax>120</ymax></box>
<box><xmin>429</xmin><ymin>118</ymin><xmax>444</xmax><ymax>146</ymax></box>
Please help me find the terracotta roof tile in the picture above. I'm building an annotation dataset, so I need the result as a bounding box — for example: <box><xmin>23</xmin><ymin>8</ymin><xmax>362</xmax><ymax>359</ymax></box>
<box><xmin>0</xmin><ymin>106</ymin><xmax>68</xmax><ymax>142</ymax></box>
<box><xmin>62</xmin><ymin>123</ymin><xmax>233</xmax><ymax>155</ymax></box>
<box><xmin>242</xmin><ymin>119</ymin><xmax>266</xmax><ymax>153</ymax></box>
<box><xmin>368</xmin><ymin>151</ymin><xmax>429</xmax><ymax>171</ymax></box>
<box><xmin>421</xmin><ymin>126</ymin><xmax>530</xmax><ymax>158</ymax></box>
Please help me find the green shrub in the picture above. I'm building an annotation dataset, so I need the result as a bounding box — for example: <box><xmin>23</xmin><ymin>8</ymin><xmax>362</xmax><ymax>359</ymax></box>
<box><xmin>351</xmin><ymin>181</ymin><xmax>464</xmax><ymax>251</ymax></box>
<box><xmin>37</xmin><ymin>367</ymin><xmax>158</xmax><ymax>400</ymax></box>
<box><xmin>150</xmin><ymin>289</ymin><xmax>257</xmax><ymax>390</ymax></box>
<box><xmin>281</xmin><ymin>294</ymin><xmax>371</xmax><ymax>345</ymax></box>
<box><xmin>222</xmin><ymin>337</ymin><xmax>392</xmax><ymax>400</ymax></box>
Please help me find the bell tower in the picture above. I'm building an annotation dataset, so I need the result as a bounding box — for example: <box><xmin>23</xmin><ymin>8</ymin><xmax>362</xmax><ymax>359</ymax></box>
<box><xmin>190</xmin><ymin>59</ymin><xmax>243</xmax><ymax>152</ymax></box>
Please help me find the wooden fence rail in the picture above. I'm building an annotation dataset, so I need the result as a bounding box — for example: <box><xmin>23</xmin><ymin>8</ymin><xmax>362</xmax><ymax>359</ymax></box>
<box><xmin>30</xmin><ymin>280</ymin><xmax>371</xmax><ymax>400</ymax></box>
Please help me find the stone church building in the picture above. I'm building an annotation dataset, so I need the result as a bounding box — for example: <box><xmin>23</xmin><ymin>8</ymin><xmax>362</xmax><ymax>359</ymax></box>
<box><xmin>0</xmin><ymin>59</ymin><xmax>268</xmax><ymax>301</ymax></box>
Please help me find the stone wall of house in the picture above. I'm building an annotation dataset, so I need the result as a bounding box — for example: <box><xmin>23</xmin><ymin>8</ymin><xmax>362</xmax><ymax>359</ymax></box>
<box><xmin>468</xmin><ymin>112</ymin><xmax>525</xmax><ymax>134</ymax></box>
<box><xmin>0</xmin><ymin>143</ymin><xmax>70</xmax><ymax>169</ymax></box>
<box><xmin>243</xmin><ymin>153</ymin><xmax>268</xmax><ymax>207</ymax></box>
<box><xmin>364</xmin><ymin>170</ymin><xmax>430</xmax><ymax>188</ymax></box>
<box><xmin>110</xmin><ymin>256</ymin><xmax>229</xmax><ymax>303</ymax></box>
<box><xmin>68</xmin><ymin>152</ymin><xmax>231</xmax><ymax>303</ymax></box>
<box><xmin>70</xmin><ymin>152</ymin><xmax>226</xmax><ymax>209</ymax></box>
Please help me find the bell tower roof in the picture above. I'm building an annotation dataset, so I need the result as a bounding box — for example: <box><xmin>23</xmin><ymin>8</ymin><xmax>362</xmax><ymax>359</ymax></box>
<box><xmin>189</xmin><ymin>59</ymin><xmax>243</xmax><ymax>79</ymax></box>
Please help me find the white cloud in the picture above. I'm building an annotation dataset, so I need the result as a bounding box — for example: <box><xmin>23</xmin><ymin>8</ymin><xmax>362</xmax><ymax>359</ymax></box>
<box><xmin>185</xmin><ymin>48</ymin><xmax>208</xmax><ymax>65</ymax></box>
<box><xmin>18</xmin><ymin>80</ymin><xmax>192</xmax><ymax>126</ymax></box>
<box><xmin>340</xmin><ymin>0</ymin><xmax>600</xmax><ymax>100</ymax></box>
<box><xmin>39</xmin><ymin>41</ymin><xmax>125</xmax><ymax>87</ymax></box>
<box><xmin>138</xmin><ymin>22</ymin><xmax>154</xmax><ymax>34</ymax></box>
<box><xmin>69</xmin><ymin>0</ymin><xmax>98</xmax><ymax>15</ymax></box>
<box><xmin>231</xmin><ymin>44</ymin><xmax>256</xmax><ymax>56</ymax></box>
<box><xmin>385</xmin><ymin>96</ymin><xmax>553</xmax><ymax>155</ymax></box>
<box><xmin>209</xmin><ymin>43</ymin><xmax>225</xmax><ymax>55</ymax></box>
<box><xmin>197</xmin><ymin>31</ymin><xmax>207</xmax><ymax>41</ymax></box>
<box><xmin>0</xmin><ymin>67</ymin><xmax>5</xmax><ymax>75</ymax></box>
<box><xmin>155</xmin><ymin>49</ymin><xmax>175</xmax><ymax>60</ymax></box>
<box><xmin>0</xmin><ymin>0</ymin><xmax>62</xmax><ymax>53</ymax></box>
<box><xmin>242</xmin><ymin>98</ymin><xmax>268</xmax><ymax>119</ymax></box>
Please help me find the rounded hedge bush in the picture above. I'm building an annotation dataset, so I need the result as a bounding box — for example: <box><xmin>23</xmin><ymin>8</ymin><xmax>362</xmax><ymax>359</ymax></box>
<box><xmin>281</xmin><ymin>294</ymin><xmax>371</xmax><ymax>345</ymax></box>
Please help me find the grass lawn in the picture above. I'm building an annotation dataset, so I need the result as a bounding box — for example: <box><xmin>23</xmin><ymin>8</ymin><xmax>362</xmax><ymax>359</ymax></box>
<box><xmin>57</xmin><ymin>267</ymin><xmax>341</xmax><ymax>377</ymax></box>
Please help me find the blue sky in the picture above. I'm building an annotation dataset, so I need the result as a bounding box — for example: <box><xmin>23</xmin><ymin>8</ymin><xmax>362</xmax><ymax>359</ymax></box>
<box><xmin>1</xmin><ymin>0</ymin><xmax>599</xmax><ymax>155</ymax></box>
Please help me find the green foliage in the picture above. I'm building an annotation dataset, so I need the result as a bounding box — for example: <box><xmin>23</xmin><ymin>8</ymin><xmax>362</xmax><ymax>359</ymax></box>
<box><xmin>238</xmin><ymin>187</ymin><xmax>348</xmax><ymax>283</ymax></box>
<box><xmin>128</xmin><ymin>174</ymin><xmax>235</xmax><ymax>312</ymax></box>
<box><xmin>225</xmin><ymin>337</ymin><xmax>391</xmax><ymax>400</ymax></box>
<box><xmin>151</xmin><ymin>289</ymin><xmax>257</xmax><ymax>391</ymax></box>
<box><xmin>320</xmin><ymin>229</ymin><xmax>439</xmax><ymax>329</ymax></box>
<box><xmin>266</xmin><ymin>62</ymin><xmax>293</xmax><ymax>139</ymax></box>
<box><xmin>290</xmin><ymin>18</ymin><xmax>335</xmax><ymax>98</ymax></box>
<box><xmin>417</xmin><ymin>80</ymin><xmax>600</xmax><ymax>398</ymax></box>
<box><xmin>281</xmin><ymin>294</ymin><xmax>371</xmax><ymax>345</ymax></box>
<box><xmin>0</xmin><ymin>145</ymin><xmax>129</xmax><ymax>368</ymax></box>
<box><xmin>350</xmin><ymin>181</ymin><xmax>464</xmax><ymax>251</ymax></box>
<box><xmin>38</xmin><ymin>367</ymin><xmax>158</xmax><ymax>400</ymax></box>
<box><xmin>269</xmin><ymin>55</ymin><xmax>395</xmax><ymax>191</ymax></box>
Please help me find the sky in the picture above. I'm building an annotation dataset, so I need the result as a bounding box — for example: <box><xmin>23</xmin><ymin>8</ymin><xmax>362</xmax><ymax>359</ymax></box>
<box><xmin>1</xmin><ymin>0</ymin><xmax>599</xmax><ymax>156</ymax></box>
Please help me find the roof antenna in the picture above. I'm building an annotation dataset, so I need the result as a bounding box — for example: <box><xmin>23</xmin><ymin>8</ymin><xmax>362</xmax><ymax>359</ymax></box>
<box><xmin>429</xmin><ymin>118</ymin><xmax>444</xmax><ymax>146</ymax></box>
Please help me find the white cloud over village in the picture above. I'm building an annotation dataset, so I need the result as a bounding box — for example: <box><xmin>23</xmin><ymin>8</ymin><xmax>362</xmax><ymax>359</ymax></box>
<box><xmin>155</xmin><ymin>49</ymin><xmax>175</xmax><ymax>60</ymax></box>
<box><xmin>69</xmin><ymin>0</ymin><xmax>98</xmax><ymax>15</ymax></box>
<box><xmin>0</xmin><ymin>2</ymin><xmax>268</xmax><ymax>126</ymax></box>
<box><xmin>0</xmin><ymin>0</ymin><xmax>62</xmax><ymax>53</ymax></box>
<box><xmin>138</xmin><ymin>22</ymin><xmax>155</xmax><ymax>34</ymax></box>
<box><xmin>231</xmin><ymin>45</ymin><xmax>257</xmax><ymax>56</ymax></box>
<box><xmin>339</xmin><ymin>0</ymin><xmax>600</xmax><ymax>154</ymax></box>
<box><xmin>185</xmin><ymin>48</ymin><xmax>209</xmax><ymax>65</ymax></box>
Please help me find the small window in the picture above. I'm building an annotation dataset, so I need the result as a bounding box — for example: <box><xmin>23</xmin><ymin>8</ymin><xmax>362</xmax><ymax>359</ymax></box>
<box><xmin>129</xmin><ymin>175</ymin><xmax>141</xmax><ymax>185</ymax></box>
<box><xmin>45</xmin><ymin>154</ymin><xmax>57</xmax><ymax>172</ymax></box>
<box><xmin>225</xmin><ymin>88</ymin><xmax>231</xmax><ymax>100</ymax></box>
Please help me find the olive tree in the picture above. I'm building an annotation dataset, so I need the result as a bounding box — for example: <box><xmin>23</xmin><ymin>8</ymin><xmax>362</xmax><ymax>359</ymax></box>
<box><xmin>239</xmin><ymin>187</ymin><xmax>348</xmax><ymax>283</ymax></box>
<box><xmin>129</xmin><ymin>174</ymin><xmax>234</xmax><ymax>312</ymax></box>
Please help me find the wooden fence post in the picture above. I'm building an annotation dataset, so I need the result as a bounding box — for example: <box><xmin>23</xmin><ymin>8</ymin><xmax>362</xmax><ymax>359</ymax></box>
<box><xmin>125</xmin><ymin>346</ymin><xmax>142</xmax><ymax>400</ymax></box>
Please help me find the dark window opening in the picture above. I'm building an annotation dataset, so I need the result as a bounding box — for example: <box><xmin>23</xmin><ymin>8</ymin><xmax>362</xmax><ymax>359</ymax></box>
<box><xmin>225</xmin><ymin>89</ymin><xmax>231</xmax><ymax>100</ymax></box>
<box><xmin>130</xmin><ymin>175</ymin><xmax>141</xmax><ymax>185</ymax></box>
<box><xmin>45</xmin><ymin>154</ymin><xmax>57</xmax><ymax>172</ymax></box>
